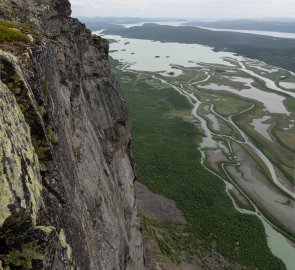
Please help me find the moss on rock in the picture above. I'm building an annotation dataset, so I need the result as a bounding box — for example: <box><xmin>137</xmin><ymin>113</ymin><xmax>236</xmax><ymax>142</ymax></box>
<box><xmin>0</xmin><ymin>20</ymin><xmax>31</xmax><ymax>43</ymax></box>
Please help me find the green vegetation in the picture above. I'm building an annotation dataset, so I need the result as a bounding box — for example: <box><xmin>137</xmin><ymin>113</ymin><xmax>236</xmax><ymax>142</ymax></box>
<box><xmin>141</xmin><ymin>215</ymin><xmax>197</xmax><ymax>265</ymax></box>
<box><xmin>2</xmin><ymin>243</ymin><xmax>44</xmax><ymax>269</ymax></box>
<box><xmin>0</xmin><ymin>20</ymin><xmax>31</xmax><ymax>31</ymax></box>
<box><xmin>0</xmin><ymin>19</ymin><xmax>31</xmax><ymax>43</ymax></box>
<box><xmin>47</xmin><ymin>124</ymin><xmax>59</xmax><ymax>145</ymax></box>
<box><xmin>38</xmin><ymin>105</ymin><xmax>46</xmax><ymax>117</ymax></box>
<box><xmin>42</xmin><ymin>81</ymin><xmax>50</xmax><ymax>98</ymax></box>
<box><xmin>31</xmin><ymin>138</ymin><xmax>51</xmax><ymax>162</ymax></box>
<box><xmin>112</xmin><ymin>61</ymin><xmax>286</xmax><ymax>269</ymax></box>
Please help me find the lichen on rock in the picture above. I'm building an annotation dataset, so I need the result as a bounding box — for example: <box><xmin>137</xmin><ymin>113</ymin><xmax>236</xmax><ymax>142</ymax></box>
<box><xmin>58</xmin><ymin>229</ymin><xmax>73</xmax><ymax>263</ymax></box>
<box><xmin>0</xmin><ymin>50</ymin><xmax>53</xmax><ymax>164</ymax></box>
<box><xmin>0</xmin><ymin>49</ymin><xmax>58</xmax><ymax>270</ymax></box>
<box><xmin>0</xmin><ymin>79</ymin><xmax>43</xmax><ymax>226</ymax></box>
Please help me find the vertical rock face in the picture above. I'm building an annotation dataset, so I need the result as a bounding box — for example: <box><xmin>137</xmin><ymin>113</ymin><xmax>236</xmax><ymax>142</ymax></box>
<box><xmin>0</xmin><ymin>0</ymin><xmax>145</xmax><ymax>269</ymax></box>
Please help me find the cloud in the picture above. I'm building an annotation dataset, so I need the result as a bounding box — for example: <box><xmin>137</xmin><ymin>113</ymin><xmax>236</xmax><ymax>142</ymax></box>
<box><xmin>71</xmin><ymin>1</ymin><xmax>86</xmax><ymax>6</ymax></box>
<box><xmin>69</xmin><ymin>0</ymin><xmax>295</xmax><ymax>19</ymax></box>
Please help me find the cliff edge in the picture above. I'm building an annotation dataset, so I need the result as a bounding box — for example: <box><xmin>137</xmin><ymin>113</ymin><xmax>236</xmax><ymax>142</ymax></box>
<box><xmin>0</xmin><ymin>0</ymin><xmax>145</xmax><ymax>269</ymax></box>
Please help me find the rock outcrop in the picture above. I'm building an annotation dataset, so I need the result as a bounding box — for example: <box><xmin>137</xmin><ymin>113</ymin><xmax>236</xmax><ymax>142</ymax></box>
<box><xmin>0</xmin><ymin>0</ymin><xmax>145</xmax><ymax>269</ymax></box>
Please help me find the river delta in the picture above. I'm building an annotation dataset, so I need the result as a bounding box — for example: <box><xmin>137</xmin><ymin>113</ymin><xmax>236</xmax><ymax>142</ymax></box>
<box><xmin>99</xmin><ymin>32</ymin><xmax>295</xmax><ymax>269</ymax></box>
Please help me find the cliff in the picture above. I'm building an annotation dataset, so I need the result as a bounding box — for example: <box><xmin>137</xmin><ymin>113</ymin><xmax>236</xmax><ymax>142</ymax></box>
<box><xmin>0</xmin><ymin>0</ymin><xmax>145</xmax><ymax>269</ymax></box>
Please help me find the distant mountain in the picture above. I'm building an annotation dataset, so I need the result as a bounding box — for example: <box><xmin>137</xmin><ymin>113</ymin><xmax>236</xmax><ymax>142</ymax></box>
<box><xmin>79</xmin><ymin>16</ymin><xmax>185</xmax><ymax>24</ymax></box>
<box><xmin>183</xmin><ymin>19</ymin><xmax>295</xmax><ymax>33</ymax></box>
<box><xmin>79</xmin><ymin>17</ymin><xmax>187</xmax><ymax>31</ymax></box>
<box><xmin>82</xmin><ymin>21</ymin><xmax>124</xmax><ymax>31</ymax></box>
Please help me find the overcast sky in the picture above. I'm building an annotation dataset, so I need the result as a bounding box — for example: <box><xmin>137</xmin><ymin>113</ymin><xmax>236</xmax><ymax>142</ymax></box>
<box><xmin>70</xmin><ymin>0</ymin><xmax>295</xmax><ymax>19</ymax></box>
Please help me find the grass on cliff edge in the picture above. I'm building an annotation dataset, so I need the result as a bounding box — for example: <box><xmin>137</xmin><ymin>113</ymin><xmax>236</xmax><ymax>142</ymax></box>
<box><xmin>110</xmin><ymin>60</ymin><xmax>286</xmax><ymax>270</ymax></box>
<box><xmin>0</xmin><ymin>20</ymin><xmax>31</xmax><ymax>43</ymax></box>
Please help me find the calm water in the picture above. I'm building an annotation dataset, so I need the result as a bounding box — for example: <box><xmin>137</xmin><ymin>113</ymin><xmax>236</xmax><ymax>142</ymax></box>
<box><xmin>101</xmin><ymin>34</ymin><xmax>236</xmax><ymax>74</ymax></box>
<box><xmin>251</xmin><ymin>116</ymin><xmax>272</xmax><ymax>141</ymax></box>
<box><xmin>195</xmin><ymin>26</ymin><xmax>295</xmax><ymax>39</ymax></box>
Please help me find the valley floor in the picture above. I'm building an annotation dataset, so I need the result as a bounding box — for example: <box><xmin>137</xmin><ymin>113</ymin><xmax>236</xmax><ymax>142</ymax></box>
<box><xmin>111</xmin><ymin>30</ymin><xmax>295</xmax><ymax>269</ymax></box>
<box><xmin>110</xmin><ymin>56</ymin><xmax>294</xmax><ymax>269</ymax></box>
